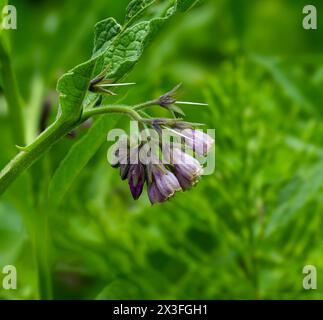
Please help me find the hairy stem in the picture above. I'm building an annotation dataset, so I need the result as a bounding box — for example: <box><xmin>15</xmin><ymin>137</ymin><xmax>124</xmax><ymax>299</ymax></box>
<box><xmin>133</xmin><ymin>99</ymin><xmax>159</xmax><ymax>111</ymax></box>
<box><xmin>0</xmin><ymin>105</ymin><xmax>145</xmax><ymax>196</ymax></box>
<box><xmin>81</xmin><ymin>105</ymin><xmax>143</xmax><ymax>122</ymax></box>
<box><xmin>0</xmin><ymin>120</ymin><xmax>73</xmax><ymax>196</ymax></box>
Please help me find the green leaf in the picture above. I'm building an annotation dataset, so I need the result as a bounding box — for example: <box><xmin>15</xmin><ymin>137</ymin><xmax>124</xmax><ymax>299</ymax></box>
<box><xmin>0</xmin><ymin>202</ymin><xmax>25</xmax><ymax>266</ymax></box>
<box><xmin>56</xmin><ymin>1</ymin><xmax>177</xmax><ymax>122</ymax></box>
<box><xmin>93</xmin><ymin>18</ymin><xmax>122</xmax><ymax>56</ymax></box>
<box><xmin>104</xmin><ymin>12</ymin><xmax>176</xmax><ymax>80</ymax></box>
<box><xmin>48</xmin><ymin>115</ymin><xmax>120</xmax><ymax>206</ymax></box>
<box><xmin>56</xmin><ymin>57</ymin><xmax>99</xmax><ymax>122</ymax></box>
<box><xmin>125</xmin><ymin>0</ymin><xmax>156</xmax><ymax>23</ymax></box>
<box><xmin>252</xmin><ymin>55</ymin><xmax>313</xmax><ymax>110</ymax></box>
<box><xmin>177</xmin><ymin>0</ymin><xmax>201</xmax><ymax>12</ymax></box>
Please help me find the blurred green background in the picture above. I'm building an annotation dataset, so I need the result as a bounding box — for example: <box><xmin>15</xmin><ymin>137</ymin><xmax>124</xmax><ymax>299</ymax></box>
<box><xmin>0</xmin><ymin>0</ymin><xmax>323</xmax><ymax>299</ymax></box>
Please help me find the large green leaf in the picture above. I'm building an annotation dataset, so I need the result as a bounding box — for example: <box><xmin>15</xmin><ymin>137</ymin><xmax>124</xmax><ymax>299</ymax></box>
<box><xmin>103</xmin><ymin>2</ymin><xmax>178</xmax><ymax>80</ymax></box>
<box><xmin>93</xmin><ymin>17</ymin><xmax>122</xmax><ymax>56</ymax></box>
<box><xmin>104</xmin><ymin>18</ymin><xmax>167</xmax><ymax>80</ymax></box>
<box><xmin>56</xmin><ymin>1</ymin><xmax>177</xmax><ymax>121</ymax></box>
<box><xmin>48</xmin><ymin>115</ymin><xmax>120</xmax><ymax>206</ymax></box>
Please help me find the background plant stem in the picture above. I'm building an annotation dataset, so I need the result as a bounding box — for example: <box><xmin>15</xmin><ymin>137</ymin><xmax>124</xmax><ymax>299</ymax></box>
<box><xmin>0</xmin><ymin>34</ymin><xmax>54</xmax><ymax>300</ymax></box>
<box><xmin>0</xmin><ymin>38</ymin><xmax>25</xmax><ymax>146</ymax></box>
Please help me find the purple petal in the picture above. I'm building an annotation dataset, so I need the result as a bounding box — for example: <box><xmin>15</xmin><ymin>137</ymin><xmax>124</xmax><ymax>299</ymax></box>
<box><xmin>153</xmin><ymin>167</ymin><xmax>182</xmax><ymax>198</ymax></box>
<box><xmin>148</xmin><ymin>182</ymin><xmax>168</xmax><ymax>204</ymax></box>
<box><xmin>128</xmin><ymin>164</ymin><xmax>145</xmax><ymax>200</ymax></box>
<box><xmin>174</xmin><ymin>172</ymin><xmax>195</xmax><ymax>190</ymax></box>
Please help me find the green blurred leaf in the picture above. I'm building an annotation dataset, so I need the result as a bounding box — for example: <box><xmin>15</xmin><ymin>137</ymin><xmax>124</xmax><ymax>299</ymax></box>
<box><xmin>266</xmin><ymin>160</ymin><xmax>323</xmax><ymax>236</ymax></box>
<box><xmin>48</xmin><ymin>115</ymin><xmax>120</xmax><ymax>206</ymax></box>
<box><xmin>96</xmin><ymin>279</ymin><xmax>144</xmax><ymax>300</ymax></box>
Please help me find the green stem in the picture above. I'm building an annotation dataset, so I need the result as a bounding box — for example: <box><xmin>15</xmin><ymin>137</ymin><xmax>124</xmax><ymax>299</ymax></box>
<box><xmin>0</xmin><ymin>105</ymin><xmax>143</xmax><ymax>196</ymax></box>
<box><xmin>133</xmin><ymin>99</ymin><xmax>159</xmax><ymax>111</ymax></box>
<box><xmin>0</xmin><ymin>38</ymin><xmax>25</xmax><ymax>146</ymax></box>
<box><xmin>33</xmin><ymin>204</ymin><xmax>53</xmax><ymax>299</ymax></box>
<box><xmin>81</xmin><ymin>105</ymin><xmax>143</xmax><ymax>121</ymax></box>
<box><xmin>0</xmin><ymin>120</ymin><xmax>73</xmax><ymax>196</ymax></box>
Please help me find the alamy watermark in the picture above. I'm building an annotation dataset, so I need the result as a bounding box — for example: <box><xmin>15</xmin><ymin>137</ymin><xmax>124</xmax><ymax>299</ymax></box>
<box><xmin>1</xmin><ymin>265</ymin><xmax>17</xmax><ymax>290</ymax></box>
<box><xmin>303</xmin><ymin>265</ymin><xmax>317</xmax><ymax>290</ymax></box>
<box><xmin>303</xmin><ymin>5</ymin><xmax>317</xmax><ymax>30</ymax></box>
<box><xmin>1</xmin><ymin>5</ymin><xmax>17</xmax><ymax>30</ymax></box>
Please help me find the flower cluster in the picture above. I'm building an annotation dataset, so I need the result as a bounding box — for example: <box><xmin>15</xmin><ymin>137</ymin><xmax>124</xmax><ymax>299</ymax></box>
<box><xmin>109</xmin><ymin>85</ymin><xmax>214</xmax><ymax>204</ymax></box>
<box><xmin>112</xmin><ymin>124</ymin><xmax>214</xmax><ymax>205</ymax></box>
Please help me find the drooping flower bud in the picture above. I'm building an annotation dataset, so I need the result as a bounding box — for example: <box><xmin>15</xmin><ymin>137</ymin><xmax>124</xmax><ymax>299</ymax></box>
<box><xmin>163</xmin><ymin>145</ymin><xmax>203</xmax><ymax>190</ymax></box>
<box><xmin>174</xmin><ymin>172</ymin><xmax>198</xmax><ymax>191</ymax></box>
<box><xmin>128</xmin><ymin>164</ymin><xmax>145</xmax><ymax>200</ymax></box>
<box><xmin>151</xmin><ymin>165</ymin><xmax>182</xmax><ymax>200</ymax></box>
<box><xmin>147</xmin><ymin>181</ymin><xmax>168</xmax><ymax>204</ymax></box>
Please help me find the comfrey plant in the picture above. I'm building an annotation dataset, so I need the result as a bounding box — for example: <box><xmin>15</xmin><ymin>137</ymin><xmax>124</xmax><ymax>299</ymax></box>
<box><xmin>0</xmin><ymin>0</ymin><xmax>209</xmax><ymax>201</ymax></box>
<box><xmin>109</xmin><ymin>85</ymin><xmax>214</xmax><ymax>204</ymax></box>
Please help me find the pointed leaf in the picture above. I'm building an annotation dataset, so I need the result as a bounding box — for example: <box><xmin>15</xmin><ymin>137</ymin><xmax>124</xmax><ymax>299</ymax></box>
<box><xmin>56</xmin><ymin>57</ymin><xmax>99</xmax><ymax>122</ymax></box>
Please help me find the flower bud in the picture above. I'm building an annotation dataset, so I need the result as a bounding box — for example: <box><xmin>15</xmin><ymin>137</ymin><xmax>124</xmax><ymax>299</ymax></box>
<box><xmin>128</xmin><ymin>164</ymin><xmax>145</xmax><ymax>200</ymax></box>
<box><xmin>152</xmin><ymin>165</ymin><xmax>182</xmax><ymax>199</ymax></box>
<box><xmin>148</xmin><ymin>181</ymin><xmax>168</xmax><ymax>204</ymax></box>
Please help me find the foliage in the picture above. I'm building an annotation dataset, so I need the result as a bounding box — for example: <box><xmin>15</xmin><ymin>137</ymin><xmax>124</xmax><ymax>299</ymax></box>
<box><xmin>0</xmin><ymin>0</ymin><xmax>322</xmax><ymax>300</ymax></box>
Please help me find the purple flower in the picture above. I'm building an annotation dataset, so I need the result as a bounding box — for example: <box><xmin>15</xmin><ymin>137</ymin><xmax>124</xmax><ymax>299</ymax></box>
<box><xmin>174</xmin><ymin>173</ymin><xmax>196</xmax><ymax>191</ymax></box>
<box><xmin>178</xmin><ymin>129</ymin><xmax>214</xmax><ymax>156</ymax></box>
<box><xmin>128</xmin><ymin>164</ymin><xmax>145</xmax><ymax>200</ymax></box>
<box><xmin>163</xmin><ymin>146</ymin><xmax>203</xmax><ymax>190</ymax></box>
<box><xmin>175</xmin><ymin>155</ymin><xmax>202</xmax><ymax>190</ymax></box>
<box><xmin>112</xmin><ymin>141</ymin><xmax>140</xmax><ymax>181</ymax></box>
<box><xmin>154</xmin><ymin>167</ymin><xmax>182</xmax><ymax>198</ymax></box>
<box><xmin>147</xmin><ymin>165</ymin><xmax>182</xmax><ymax>204</ymax></box>
<box><xmin>147</xmin><ymin>181</ymin><xmax>168</xmax><ymax>204</ymax></box>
